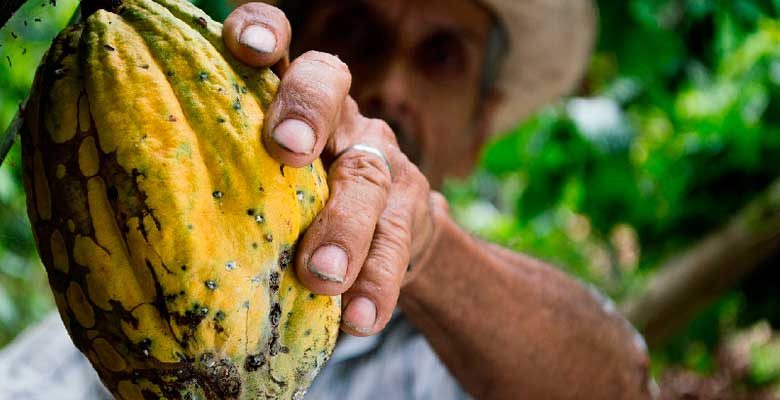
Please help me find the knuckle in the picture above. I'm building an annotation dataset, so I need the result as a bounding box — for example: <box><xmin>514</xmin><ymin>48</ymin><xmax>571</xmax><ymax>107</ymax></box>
<box><xmin>366</xmin><ymin>118</ymin><xmax>398</xmax><ymax>146</ymax></box>
<box><xmin>379</xmin><ymin>209</ymin><xmax>413</xmax><ymax>245</ymax></box>
<box><xmin>299</xmin><ymin>51</ymin><xmax>351</xmax><ymax>80</ymax></box>
<box><xmin>325</xmin><ymin>201</ymin><xmax>375</xmax><ymax>234</ymax></box>
<box><xmin>333</xmin><ymin>151</ymin><xmax>392</xmax><ymax>193</ymax></box>
<box><xmin>235</xmin><ymin>2</ymin><xmax>284</xmax><ymax>22</ymax></box>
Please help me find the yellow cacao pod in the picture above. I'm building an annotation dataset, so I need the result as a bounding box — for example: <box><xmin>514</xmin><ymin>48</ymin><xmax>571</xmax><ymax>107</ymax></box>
<box><xmin>20</xmin><ymin>0</ymin><xmax>340</xmax><ymax>398</ymax></box>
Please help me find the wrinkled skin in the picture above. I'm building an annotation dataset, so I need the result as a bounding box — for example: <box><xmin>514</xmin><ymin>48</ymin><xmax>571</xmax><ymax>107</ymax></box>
<box><xmin>222</xmin><ymin>1</ymin><xmax>656</xmax><ymax>399</ymax></box>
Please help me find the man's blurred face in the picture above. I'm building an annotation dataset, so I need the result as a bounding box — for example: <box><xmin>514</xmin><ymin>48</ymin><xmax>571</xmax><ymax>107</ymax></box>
<box><xmin>290</xmin><ymin>0</ymin><xmax>497</xmax><ymax>188</ymax></box>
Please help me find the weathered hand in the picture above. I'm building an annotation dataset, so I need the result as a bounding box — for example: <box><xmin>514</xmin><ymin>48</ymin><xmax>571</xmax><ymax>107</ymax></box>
<box><xmin>224</xmin><ymin>3</ymin><xmax>444</xmax><ymax>336</ymax></box>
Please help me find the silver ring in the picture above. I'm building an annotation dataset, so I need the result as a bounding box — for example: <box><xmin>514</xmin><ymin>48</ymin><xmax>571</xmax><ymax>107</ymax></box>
<box><xmin>341</xmin><ymin>143</ymin><xmax>392</xmax><ymax>175</ymax></box>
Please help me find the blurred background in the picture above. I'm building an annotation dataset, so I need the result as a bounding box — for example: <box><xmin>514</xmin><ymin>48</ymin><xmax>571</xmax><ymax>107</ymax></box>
<box><xmin>1</xmin><ymin>0</ymin><xmax>780</xmax><ymax>398</ymax></box>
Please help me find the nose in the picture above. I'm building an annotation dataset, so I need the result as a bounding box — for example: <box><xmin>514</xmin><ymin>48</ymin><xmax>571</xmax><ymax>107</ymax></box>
<box><xmin>354</xmin><ymin>61</ymin><xmax>423</xmax><ymax>165</ymax></box>
<box><xmin>357</xmin><ymin>61</ymin><xmax>409</xmax><ymax>118</ymax></box>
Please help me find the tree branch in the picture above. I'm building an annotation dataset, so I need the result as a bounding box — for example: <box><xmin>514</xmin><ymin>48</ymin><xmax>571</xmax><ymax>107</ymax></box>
<box><xmin>620</xmin><ymin>179</ymin><xmax>780</xmax><ymax>347</ymax></box>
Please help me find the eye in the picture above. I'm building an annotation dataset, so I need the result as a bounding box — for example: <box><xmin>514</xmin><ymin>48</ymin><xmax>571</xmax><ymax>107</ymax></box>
<box><xmin>416</xmin><ymin>31</ymin><xmax>468</xmax><ymax>77</ymax></box>
<box><xmin>319</xmin><ymin>6</ymin><xmax>387</xmax><ymax>62</ymax></box>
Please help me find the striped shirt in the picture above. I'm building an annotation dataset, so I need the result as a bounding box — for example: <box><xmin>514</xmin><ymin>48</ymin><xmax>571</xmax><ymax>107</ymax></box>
<box><xmin>0</xmin><ymin>311</ymin><xmax>471</xmax><ymax>400</ymax></box>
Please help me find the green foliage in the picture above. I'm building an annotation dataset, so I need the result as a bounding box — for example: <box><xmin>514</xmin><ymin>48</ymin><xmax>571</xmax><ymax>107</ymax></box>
<box><xmin>0</xmin><ymin>0</ymin><xmax>78</xmax><ymax>347</ymax></box>
<box><xmin>448</xmin><ymin>0</ymin><xmax>780</xmax><ymax>378</ymax></box>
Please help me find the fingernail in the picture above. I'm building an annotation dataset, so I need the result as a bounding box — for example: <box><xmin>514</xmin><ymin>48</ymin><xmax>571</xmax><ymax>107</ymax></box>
<box><xmin>239</xmin><ymin>25</ymin><xmax>277</xmax><ymax>53</ymax></box>
<box><xmin>272</xmin><ymin>119</ymin><xmax>316</xmax><ymax>155</ymax></box>
<box><xmin>308</xmin><ymin>245</ymin><xmax>347</xmax><ymax>283</ymax></box>
<box><xmin>343</xmin><ymin>297</ymin><xmax>376</xmax><ymax>334</ymax></box>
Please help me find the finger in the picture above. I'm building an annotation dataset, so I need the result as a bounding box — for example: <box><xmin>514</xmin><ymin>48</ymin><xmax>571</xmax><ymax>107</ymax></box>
<box><xmin>263</xmin><ymin>51</ymin><xmax>352</xmax><ymax>167</ymax></box>
<box><xmin>342</xmin><ymin>161</ymin><xmax>428</xmax><ymax>336</ymax></box>
<box><xmin>223</xmin><ymin>2</ymin><xmax>291</xmax><ymax>67</ymax></box>
<box><xmin>294</xmin><ymin>145</ymin><xmax>393</xmax><ymax>296</ymax></box>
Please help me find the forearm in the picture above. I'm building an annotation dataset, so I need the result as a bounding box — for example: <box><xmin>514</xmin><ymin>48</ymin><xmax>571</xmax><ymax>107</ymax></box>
<box><xmin>399</xmin><ymin>208</ymin><xmax>654</xmax><ymax>400</ymax></box>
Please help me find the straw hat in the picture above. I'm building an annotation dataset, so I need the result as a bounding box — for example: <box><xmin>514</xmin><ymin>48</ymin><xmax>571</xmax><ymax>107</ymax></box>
<box><xmin>259</xmin><ymin>0</ymin><xmax>597</xmax><ymax>134</ymax></box>
<box><xmin>480</xmin><ymin>0</ymin><xmax>596</xmax><ymax>133</ymax></box>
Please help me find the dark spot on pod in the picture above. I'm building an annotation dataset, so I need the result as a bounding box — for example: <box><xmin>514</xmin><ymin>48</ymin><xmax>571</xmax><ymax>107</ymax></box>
<box><xmin>167</xmin><ymin>115</ymin><xmax>177</xmax><ymax>122</ymax></box>
<box><xmin>245</xmin><ymin>354</ymin><xmax>265</xmax><ymax>371</ymax></box>
<box><xmin>309</xmin><ymin>195</ymin><xmax>315</xmax><ymax>204</ymax></box>
<box><xmin>278</xmin><ymin>247</ymin><xmax>292</xmax><ymax>270</ymax></box>
<box><xmin>139</xmin><ymin>64</ymin><xmax>149</xmax><ymax>69</ymax></box>
<box><xmin>34</xmin><ymin>18</ymin><xmax>41</xmax><ymax>22</ymax></box>
<box><xmin>279</xmin><ymin>164</ymin><xmax>285</xmax><ymax>176</ymax></box>
<box><xmin>167</xmin><ymin>71</ymin><xmax>175</xmax><ymax>77</ymax></box>
<box><xmin>204</xmin><ymin>280</ymin><xmax>217</xmax><ymax>290</ymax></box>
<box><xmin>165</xmin><ymin>293</ymin><xmax>178</xmax><ymax>302</ymax></box>
<box><xmin>108</xmin><ymin>300</ymin><xmax>140</xmax><ymax>329</ymax></box>
<box><xmin>180</xmin><ymin>290</ymin><xmax>185</xmax><ymax>295</ymax></box>
<box><xmin>258</xmin><ymin>186</ymin><xmax>265</xmax><ymax>193</ymax></box>
<box><xmin>255</xmin><ymin>214</ymin><xmax>265</xmax><ymax>223</ymax></box>
<box><xmin>199</xmin><ymin>71</ymin><xmax>209</xmax><ymax>81</ymax></box>
<box><xmin>308</xmin><ymin>293</ymin><xmax>316</xmax><ymax>300</ymax></box>
<box><xmin>232</xmin><ymin>99</ymin><xmax>241</xmax><ymax>110</ymax></box>
<box><xmin>280</xmin><ymin>346</ymin><xmax>290</xmax><ymax>354</ymax></box>
<box><xmin>138</xmin><ymin>338</ymin><xmax>152</xmax><ymax>357</ymax></box>
<box><xmin>269</xmin><ymin>272</ymin><xmax>280</xmax><ymax>292</ymax></box>
<box><xmin>265</xmin><ymin>233</ymin><xmax>273</xmax><ymax>242</ymax></box>
<box><xmin>251</xmin><ymin>242</ymin><xmax>258</xmax><ymax>249</ymax></box>
<box><xmin>174</xmin><ymin>303</ymin><xmax>209</xmax><ymax>329</ymax></box>
<box><xmin>196</xmin><ymin>16</ymin><xmax>207</xmax><ymax>28</ymax></box>
<box><xmin>270</xmin><ymin>303</ymin><xmax>281</xmax><ymax>326</ymax></box>
<box><xmin>241</xmin><ymin>87</ymin><xmax>248</xmax><ymax>94</ymax></box>
<box><xmin>214</xmin><ymin>310</ymin><xmax>226</xmax><ymax>321</ymax></box>
<box><xmin>246</xmin><ymin>209</ymin><xmax>255</xmax><ymax>216</ymax></box>
<box><xmin>23</xmin><ymin>20</ymin><xmax>27</xmax><ymax>26</ymax></box>
<box><xmin>303</xmin><ymin>329</ymin><xmax>312</xmax><ymax>336</ymax></box>
<box><xmin>296</xmin><ymin>191</ymin><xmax>304</xmax><ymax>201</ymax></box>
<box><xmin>187</xmin><ymin>224</ymin><xmax>194</xmax><ymax>230</ymax></box>
<box><xmin>10</xmin><ymin>32</ymin><xmax>18</xmax><ymax>39</ymax></box>
<box><xmin>6</xmin><ymin>56</ymin><xmax>10</xmax><ymax>68</ymax></box>
<box><xmin>216</xmin><ymin>117</ymin><xmax>226</xmax><ymax>123</ymax></box>
<box><xmin>212</xmin><ymin>191</ymin><xmax>223</xmax><ymax>199</ymax></box>
<box><xmin>22</xmin><ymin>47</ymin><xmax>27</xmax><ymax>55</ymax></box>
<box><xmin>200</xmin><ymin>353</ymin><xmax>242</xmax><ymax>397</ymax></box>
<box><xmin>181</xmin><ymin>265</ymin><xmax>187</xmax><ymax>271</ymax></box>
<box><xmin>104</xmin><ymin>44</ymin><xmax>115</xmax><ymax>51</ymax></box>
<box><xmin>106</xmin><ymin>186</ymin><xmax>119</xmax><ymax>201</ymax></box>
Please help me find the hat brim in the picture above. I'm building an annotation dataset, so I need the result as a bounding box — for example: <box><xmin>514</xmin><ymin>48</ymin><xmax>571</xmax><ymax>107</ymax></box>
<box><xmin>480</xmin><ymin>0</ymin><xmax>597</xmax><ymax>133</ymax></box>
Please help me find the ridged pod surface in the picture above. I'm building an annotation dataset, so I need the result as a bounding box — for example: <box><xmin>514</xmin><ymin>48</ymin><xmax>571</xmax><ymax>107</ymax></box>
<box><xmin>20</xmin><ymin>0</ymin><xmax>340</xmax><ymax>398</ymax></box>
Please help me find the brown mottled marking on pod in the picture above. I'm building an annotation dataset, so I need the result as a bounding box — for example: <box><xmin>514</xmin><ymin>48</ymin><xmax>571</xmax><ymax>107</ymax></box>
<box><xmin>93</xmin><ymin>338</ymin><xmax>127</xmax><ymax>372</ymax></box>
<box><xmin>32</xmin><ymin>149</ymin><xmax>52</xmax><ymax>220</ymax></box>
<box><xmin>66</xmin><ymin>282</ymin><xmax>95</xmax><ymax>328</ymax></box>
<box><xmin>50</xmin><ymin>230</ymin><xmax>69</xmax><ymax>273</ymax></box>
<box><xmin>78</xmin><ymin>94</ymin><xmax>91</xmax><ymax>132</ymax></box>
<box><xmin>117</xmin><ymin>380</ymin><xmax>144</xmax><ymax>400</ymax></box>
<box><xmin>79</xmin><ymin>136</ymin><xmax>100</xmax><ymax>177</ymax></box>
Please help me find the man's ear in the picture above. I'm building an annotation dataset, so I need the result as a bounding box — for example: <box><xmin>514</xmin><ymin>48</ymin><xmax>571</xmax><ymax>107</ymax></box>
<box><xmin>472</xmin><ymin>88</ymin><xmax>504</xmax><ymax>153</ymax></box>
